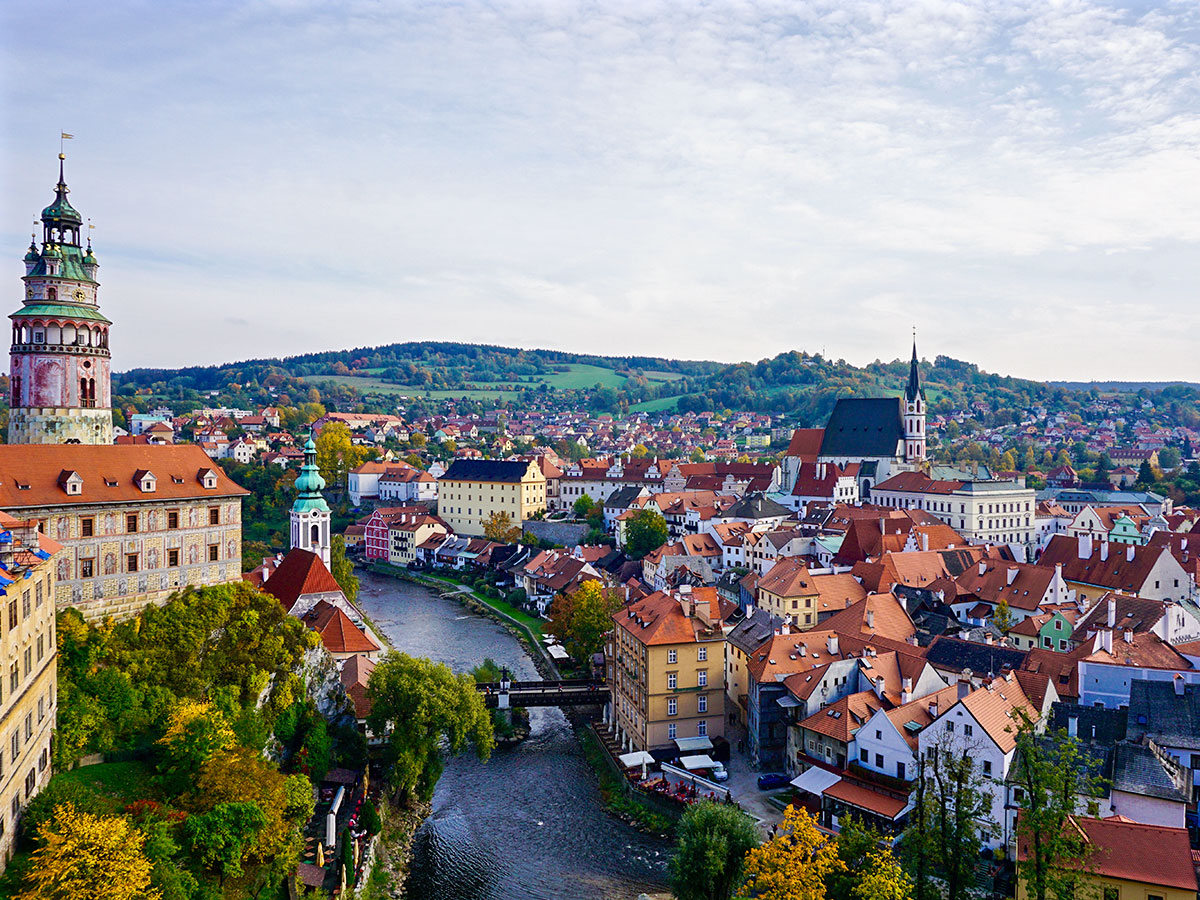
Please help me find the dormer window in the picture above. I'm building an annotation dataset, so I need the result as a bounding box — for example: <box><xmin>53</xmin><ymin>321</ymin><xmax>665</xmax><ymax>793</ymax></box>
<box><xmin>136</xmin><ymin>471</ymin><xmax>156</xmax><ymax>493</ymax></box>
<box><xmin>58</xmin><ymin>470</ymin><xmax>83</xmax><ymax>495</ymax></box>
<box><xmin>199</xmin><ymin>469</ymin><xmax>218</xmax><ymax>489</ymax></box>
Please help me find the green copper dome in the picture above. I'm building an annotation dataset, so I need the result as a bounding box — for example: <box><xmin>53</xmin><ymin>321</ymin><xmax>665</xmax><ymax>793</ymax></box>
<box><xmin>42</xmin><ymin>157</ymin><xmax>82</xmax><ymax>227</ymax></box>
<box><xmin>41</xmin><ymin>243</ymin><xmax>61</xmax><ymax>260</ymax></box>
<box><xmin>82</xmin><ymin>245</ymin><xmax>98</xmax><ymax>267</ymax></box>
<box><xmin>23</xmin><ymin>242</ymin><xmax>38</xmax><ymax>263</ymax></box>
<box><xmin>292</xmin><ymin>436</ymin><xmax>330</xmax><ymax>514</ymax></box>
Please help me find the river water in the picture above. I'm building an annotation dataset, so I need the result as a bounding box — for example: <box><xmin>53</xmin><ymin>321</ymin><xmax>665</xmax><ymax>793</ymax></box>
<box><xmin>356</xmin><ymin>570</ymin><xmax>671</xmax><ymax>900</ymax></box>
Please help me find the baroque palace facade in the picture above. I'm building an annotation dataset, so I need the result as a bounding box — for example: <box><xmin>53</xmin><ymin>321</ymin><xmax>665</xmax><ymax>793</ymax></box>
<box><xmin>0</xmin><ymin>155</ymin><xmax>246</xmax><ymax>621</ymax></box>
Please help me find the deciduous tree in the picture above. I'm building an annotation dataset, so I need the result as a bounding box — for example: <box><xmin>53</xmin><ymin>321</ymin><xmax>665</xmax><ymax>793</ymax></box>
<box><xmin>546</xmin><ymin>580</ymin><xmax>622</xmax><ymax>662</ymax></box>
<box><xmin>668</xmin><ymin>800</ymin><xmax>759</xmax><ymax>900</ymax></box>
<box><xmin>1011</xmin><ymin>710</ymin><xmax>1107</xmax><ymax>900</ymax></box>
<box><xmin>184</xmin><ymin>801</ymin><xmax>268</xmax><ymax>885</ymax></box>
<box><xmin>740</xmin><ymin>805</ymin><xmax>842</xmax><ymax>900</ymax></box>
<box><xmin>314</xmin><ymin>421</ymin><xmax>363</xmax><ymax>489</ymax></box>
<box><xmin>366</xmin><ymin>653</ymin><xmax>494</xmax><ymax>803</ymax></box>
<box><xmin>482</xmin><ymin>510</ymin><xmax>522</xmax><ymax>543</ymax></box>
<box><xmin>993</xmin><ymin>597</ymin><xmax>1014</xmax><ymax>635</ymax></box>
<box><xmin>625</xmin><ymin>508</ymin><xmax>668</xmax><ymax>559</ymax></box>
<box><xmin>330</xmin><ymin>534</ymin><xmax>359</xmax><ymax>603</ymax></box>
<box><xmin>20</xmin><ymin>803</ymin><xmax>158</xmax><ymax>900</ymax></box>
<box><xmin>854</xmin><ymin>848</ymin><xmax>914</xmax><ymax>900</ymax></box>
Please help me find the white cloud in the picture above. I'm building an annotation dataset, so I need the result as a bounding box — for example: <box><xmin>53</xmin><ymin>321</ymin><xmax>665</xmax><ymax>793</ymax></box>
<box><xmin>2</xmin><ymin>0</ymin><xmax>1200</xmax><ymax>381</ymax></box>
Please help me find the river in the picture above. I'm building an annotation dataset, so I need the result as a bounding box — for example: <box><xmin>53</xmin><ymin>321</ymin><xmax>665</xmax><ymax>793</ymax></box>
<box><xmin>356</xmin><ymin>570</ymin><xmax>671</xmax><ymax>900</ymax></box>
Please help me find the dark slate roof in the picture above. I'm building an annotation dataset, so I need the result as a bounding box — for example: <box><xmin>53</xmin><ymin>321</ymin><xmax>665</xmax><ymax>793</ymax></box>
<box><xmin>727</xmin><ymin>606</ymin><xmax>776</xmax><ymax>655</ymax></box>
<box><xmin>440</xmin><ymin>459</ymin><xmax>532</xmax><ymax>483</ymax></box>
<box><xmin>1127</xmin><ymin>678</ymin><xmax>1200</xmax><ymax>750</ymax></box>
<box><xmin>725</xmin><ymin>492</ymin><xmax>791</xmax><ymax>520</ymax></box>
<box><xmin>925</xmin><ymin>635</ymin><xmax>1027</xmax><ymax>676</ymax></box>
<box><xmin>604</xmin><ymin>485</ymin><xmax>645</xmax><ymax>511</ymax></box>
<box><xmin>1112</xmin><ymin>741</ymin><xmax>1191</xmax><ymax>803</ymax></box>
<box><xmin>1050</xmin><ymin>702</ymin><xmax>1128</xmax><ymax>745</ymax></box>
<box><xmin>819</xmin><ymin>398</ymin><xmax>905</xmax><ymax>459</ymax></box>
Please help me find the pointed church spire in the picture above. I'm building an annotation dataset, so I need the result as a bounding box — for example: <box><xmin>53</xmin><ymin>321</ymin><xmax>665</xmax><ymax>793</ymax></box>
<box><xmin>906</xmin><ymin>337</ymin><xmax>923</xmax><ymax>402</ymax></box>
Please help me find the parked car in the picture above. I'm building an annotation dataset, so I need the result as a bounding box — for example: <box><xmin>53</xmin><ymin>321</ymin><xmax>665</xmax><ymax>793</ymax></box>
<box><xmin>757</xmin><ymin>773</ymin><xmax>790</xmax><ymax>790</ymax></box>
<box><xmin>710</xmin><ymin>762</ymin><xmax>729</xmax><ymax>782</ymax></box>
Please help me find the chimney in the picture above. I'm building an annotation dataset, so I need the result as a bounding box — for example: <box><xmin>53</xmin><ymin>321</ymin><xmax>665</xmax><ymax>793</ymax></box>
<box><xmin>1126</xmin><ymin>543</ymin><xmax>1135</xmax><ymax>562</ymax></box>
<box><xmin>873</xmin><ymin>675</ymin><xmax>885</xmax><ymax>698</ymax></box>
<box><xmin>922</xmin><ymin>532</ymin><xmax>929</xmax><ymax>551</ymax></box>
<box><xmin>1174</xmin><ymin>675</ymin><xmax>1185</xmax><ymax>696</ymax></box>
<box><xmin>1078</xmin><ymin>533</ymin><xmax>1092</xmax><ymax>559</ymax></box>
<box><xmin>957</xmin><ymin>680</ymin><xmax>970</xmax><ymax>699</ymax></box>
<box><xmin>901</xmin><ymin>687</ymin><xmax>912</xmax><ymax>705</ymax></box>
<box><xmin>1107</xmin><ymin>595</ymin><xmax>1117</xmax><ymax>628</ymax></box>
<box><xmin>1067</xmin><ymin>716</ymin><xmax>1078</xmax><ymax>738</ymax></box>
<box><xmin>1123</xmin><ymin>629</ymin><xmax>1134</xmax><ymax>644</ymax></box>
<box><xmin>1007</xmin><ymin>566</ymin><xmax>1019</xmax><ymax>586</ymax></box>
<box><xmin>978</xmin><ymin>561</ymin><xmax>987</xmax><ymax>576</ymax></box>
<box><xmin>1100</xmin><ymin>541</ymin><xmax>1109</xmax><ymax>561</ymax></box>
<box><xmin>929</xmin><ymin>700</ymin><xmax>939</xmax><ymax>717</ymax></box>
<box><xmin>1097</xmin><ymin>629</ymin><xmax>1113</xmax><ymax>653</ymax></box>
<box><xmin>902</xmin><ymin>676</ymin><xmax>913</xmax><ymax>693</ymax></box>
<box><xmin>866</xmin><ymin>609</ymin><xmax>875</xmax><ymax>630</ymax></box>
<box><xmin>827</xmin><ymin>634</ymin><xmax>839</xmax><ymax>656</ymax></box>
<box><xmin>985</xmin><ymin>632</ymin><xmax>994</xmax><ymax>645</ymax></box>
<box><xmin>781</xmin><ymin>622</ymin><xmax>791</xmax><ymax>636</ymax></box>
<box><xmin>799</xmin><ymin>644</ymin><xmax>807</xmax><ymax>657</ymax></box>
<box><xmin>879</xmin><ymin>518</ymin><xmax>887</xmax><ymax>535</ymax></box>
<box><xmin>261</xmin><ymin>557</ymin><xmax>272</xmax><ymax>581</ymax></box>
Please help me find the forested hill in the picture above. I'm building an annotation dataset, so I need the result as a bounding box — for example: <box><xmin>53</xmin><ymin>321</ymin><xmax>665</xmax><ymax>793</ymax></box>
<box><xmin>111</xmin><ymin>340</ymin><xmax>1125</xmax><ymax>426</ymax></box>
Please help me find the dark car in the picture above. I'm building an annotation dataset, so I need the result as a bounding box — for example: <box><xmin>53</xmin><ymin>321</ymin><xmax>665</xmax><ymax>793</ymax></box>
<box><xmin>757</xmin><ymin>773</ymin><xmax>790</xmax><ymax>790</ymax></box>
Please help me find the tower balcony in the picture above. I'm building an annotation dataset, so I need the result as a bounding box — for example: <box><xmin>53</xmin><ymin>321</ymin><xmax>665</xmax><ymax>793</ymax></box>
<box><xmin>9</xmin><ymin>343</ymin><xmax>110</xmax><ymax>358</ymax></box>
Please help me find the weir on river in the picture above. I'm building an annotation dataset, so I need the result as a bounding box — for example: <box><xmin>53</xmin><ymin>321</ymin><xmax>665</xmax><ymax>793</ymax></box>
<box><xmin>356</xmin><ymin>569</ymin><xmax>670</xmax><ymax>900</ymax></box>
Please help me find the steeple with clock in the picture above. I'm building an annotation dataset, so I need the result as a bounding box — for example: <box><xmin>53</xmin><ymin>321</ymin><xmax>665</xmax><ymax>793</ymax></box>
<box><xmin>10</xmin><ymin>154</ymin><xmax>114</xmax><ymax>444</ymax></box>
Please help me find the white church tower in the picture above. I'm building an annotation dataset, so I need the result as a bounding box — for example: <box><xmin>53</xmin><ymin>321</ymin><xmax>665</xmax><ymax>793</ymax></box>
<box><xmin>903</xmin><ymin>340</ymin><xmax>926</xmax><ymax>463</ymax></box>
<box><xmin>290</xmin><ymin>436</ymin><xmax>331</xmax><ymax>566</ymax></box>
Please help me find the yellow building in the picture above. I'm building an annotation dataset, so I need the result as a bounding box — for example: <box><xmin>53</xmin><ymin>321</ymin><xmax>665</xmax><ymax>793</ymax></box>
<box><xmin>388</xmin><ymin>513</ymin><xmax>449</xmax><ymax>567</ymax></box>
<box><xmin>0</xmin><ymin>444</ymin><xmax>247</xmax><ymax>621</ymax></box>
<box><xmin>0</xmin><ymin>511</ymin><xmax>59</xmax><ymax>869</ymax></box>
<box><xmin>437</xmin><ymin>459</ymin><xmax>546</xmax><ymax>537</ymax></box>
<box><xmin>1017</xmin><ymin>816</ymin><xmax>1196</xmax><ymax>900</ymax></box>
<box><xmin>610</xmin><ymin>586</ymin><xmax>732</xmax><ymax>752</ymax></box>
<box><xmin>756</xmin><ymin>557</ymin><xmax>819</xmax><ymax>627</ymax></box>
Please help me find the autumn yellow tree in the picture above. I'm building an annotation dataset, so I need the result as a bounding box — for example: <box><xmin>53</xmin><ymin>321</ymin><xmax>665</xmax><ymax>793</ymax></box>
<box><xmin>157</xmin><ymin>700</ymin><xmax>236</xmax><ymax>794</ymax></box>
<box><xmin>545</xmin><ymin>579</ymin><xmax>623</xmax><ymax>662</ymax></box>
<box><xmin>740</xmin><ymin>805</ymin><xmax>843</xmax><ymax>900</ymax></box>
<box><xmin>482</xmin><ymin>510</ymin><xmax>522</xmax><ymax>543</ymax></box>
<box><xmin>20</xmin><ymin>803</ymin><xmax>159</xmax><ymax>900</ymax></box>
<box><xmin>314</xmin><ymin>421</ymin><xmax>364</xmax><ymax>490</ymax></box>
<box><xmin>854</xmin><ymin>848</ymin><xmax>914</xmax><ymax>900</ymax></box>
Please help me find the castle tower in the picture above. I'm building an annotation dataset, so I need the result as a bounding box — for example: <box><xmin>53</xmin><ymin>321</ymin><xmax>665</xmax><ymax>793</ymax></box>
<box><xmin>9</xmin><ymin>155</ymin><xmax>113</xmax><ymax>444</ymax></box>
<box><xmin>903</xmin><ymin>339</ymin><xmax>926</xmax><ymax>462</ymax></box>
<box><xmin>290</xmin><ymin>436</ymin><xmax>331</xmax><ymax>566</ymax></box>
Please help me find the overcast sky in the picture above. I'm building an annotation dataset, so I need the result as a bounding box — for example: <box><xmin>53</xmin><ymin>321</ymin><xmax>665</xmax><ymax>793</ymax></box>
<box><xmin>3</xmin><ymin>1</ymin><xmax>1200</xmax><ymax>382</ymax></box>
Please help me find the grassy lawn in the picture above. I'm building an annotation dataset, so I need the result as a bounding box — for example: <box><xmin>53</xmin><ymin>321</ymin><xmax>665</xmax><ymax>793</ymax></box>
<box><xmin>302</xmin><ymin>375</ymin><xmax>521</xmax><ymax>402</ymax></box>
<box><xmin>641</xmin><ymin>370</ymin><xmax>686</xmax><ymax>383</ymax></box>
<box><xmin>54</xmin><ymin>760</ymin><xmax>159</xmax><ymax>813</ymax></box>
<box><xmin>540</xmin><ymin>363</ymin><xmax>626</xmax><ymax>391</ymax></box>
<box><xmin>630</xmin><ymin>395</ymin><xmax>684</xmax><ymax>412</ymax></box>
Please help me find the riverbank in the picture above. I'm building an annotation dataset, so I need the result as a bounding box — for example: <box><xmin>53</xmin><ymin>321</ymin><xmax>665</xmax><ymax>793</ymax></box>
<box><xmin>355</xmin><ymin>798</ymin><xmax>431</xmax><ymax>899</ymax></box>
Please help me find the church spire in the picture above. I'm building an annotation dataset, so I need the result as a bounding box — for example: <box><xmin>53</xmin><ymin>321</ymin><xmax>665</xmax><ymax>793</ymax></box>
<box><xmin>905</xmin><ymin>338</ymin><xmax>923</xmax><ymax>403</ymax></box>
<box><xmin>290</xmin><ymin>432</ymin><xmax>331</xmax><ymax>566</ymax></box>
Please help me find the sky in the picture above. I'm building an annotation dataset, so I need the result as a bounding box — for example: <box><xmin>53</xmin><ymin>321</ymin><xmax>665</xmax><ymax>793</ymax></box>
<box><xmin>3</xmin><ymin>1</ymin><xmax>1200</xmax><ymax>382</ymax></box>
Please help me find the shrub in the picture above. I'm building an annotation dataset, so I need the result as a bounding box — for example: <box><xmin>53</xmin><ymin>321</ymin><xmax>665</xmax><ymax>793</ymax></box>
<box><xmin>360</xmin><ymin>799</ymin><xmax>381</xmax><ymax>836</ymax></box>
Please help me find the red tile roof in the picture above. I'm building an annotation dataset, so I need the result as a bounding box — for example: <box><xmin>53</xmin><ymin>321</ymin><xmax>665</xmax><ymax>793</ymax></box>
<box><xmin>300</xmin><ymin>600</ymin><xmax>380</xmax><ymax>654</ymax></box>
<box><xmin>260</xmin><ymin>549</ymin><xmax>345</xmax><ymax>612</ymax></box>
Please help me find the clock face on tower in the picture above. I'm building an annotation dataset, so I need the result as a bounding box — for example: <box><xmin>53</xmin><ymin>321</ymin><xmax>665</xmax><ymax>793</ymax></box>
<box><xmin>72</xmin><ymin>289</ymin><xmax>86</xmax><ymax>301</ymax></box>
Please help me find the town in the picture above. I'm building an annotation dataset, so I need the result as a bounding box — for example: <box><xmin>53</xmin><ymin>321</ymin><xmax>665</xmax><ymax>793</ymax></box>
<box><xmin>2</xmin><ymin>153</ymin><xmax>1200</xmax><ymax>900</ymax></box>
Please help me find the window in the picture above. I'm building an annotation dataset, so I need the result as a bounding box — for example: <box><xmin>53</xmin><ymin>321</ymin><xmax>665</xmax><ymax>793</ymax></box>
<box><xmin>964</xmin><ymin>723</ymin><xmax>973</xmax><ymax>737</ymax></box>
<box><xmin>1013</xmin><ymin>787</ymin><xmax>1024</xmax><ymax>802</ymax></box>
<box><xmin>80</xmin><ymin>517</ymin><xmax>94</xmax><ymax>537</ymax></box>
<box><xmin>667</xmin><ymin>673</ymin><xmax>677</xmax><ymax>690</ymax></box>
<box><xmin>983</xmin><ymin>760</ymin><xmax>992</xmax><ymax>776</ymax></box>
<box><xmin>698</xmin><ymin>695</ymin><xmax>707</xmax><ymax>713</ymax></box>
<box><xmin>23</xmin><ymin>714</ymin><xmax>30</xmax><ymax>741</ymax></box>
<box><xmin>897</xmin><ymin>761</ymin><xmax>906</xmax><ymax>780</ymax></box>
<box><xmin>22</xmin><ymin>648</ymin><xmax>30</xmax><ymax>679</ymax></box>
<box><xmin>21</xmin><ymin>592</ymin><xmax>29</xmax><ymax>619</ymax></box>
<box><xmin>168</xmin><ymin>549</ymin><xmax>179</xmax><ymax>567</ymax></box>
<box><xmin>667</xmin><ymin>650</ymin><xmax>677</xmax><ymax>664</ymax></box>
<box><xmin>1102</xmin><ymin>888</ymin><xmax>1119</xmax><ymax>900</ymax></box>
<box><xmin>875</xmin><ymin>753</ymin><xmax>884</xmax><ymax>768</ymax></box>
<box><xmin>80</xmin><ymin>558</ymin><xmax>94</xmax><ymax>578</ymax></box>
<box><xmin>209</xmin><ymin>507</ymin><xmax>220</xmax><ymax>525</ymax></box>
<box><xmin>698</xmin><ymin>647</ymin><xmax>707</xmax><ymax>661</ymax></box>
<box><xmin>126</xmin><ymin>513</ymin><xmax>138</xmax><ymax>533</ymax></box>
<box><xmin>126</xmin><ymin>553</ymin><xmax>139</xmax><ymax>573</ymax></box>
<box><xmin>208</xmin><ymin>545</ymin><xmax>219</xmax><ymax>562</ymax></box>
<box><xmin>34</xmin><ymin>583</ymin><xmax>41</xmax><ymax>608</ymax></box>
<box><xmin>36</xmin><ymin>636</ymin><xmax>43</xmax><ymax>663</ymax></box>
<box><xmin>9</xmin><ymin>663</ymin><xmax>16</xmax><ymax>694</ymax></box>
<box><xmin>168</xmin><ymin>511</ymin><xmax>179</xmax><ymax>529</ymax></box>
<box><xmin>697</xmin><ymin>720</ymin><xmax>707</xmax><ymax>736</ymax></box>
<box><xmin>37</xmin><ymin>698</ymin><xmax>42</xmax><ymax>723</ymax></box>
<box><xmin>667</xmin><ymin>698</ymin><xmax>677</xmax><ymax>716</ymax></box>
<box><xmin>10</xmin><ymin>732</ymin><xmax>17</xmax><ymax>759</ymax></box>
<box><xmin>697</xmin><ymin>671</ymin><xmax>707</xmax><ymax>687</ymax></box>
<box><xmin>24</xmin><ymin>769</ymin><xmax>34</xmax><ymax>799</ymax></box>
<box><xmin>860</xmin><ymin>748</ymin><xmax>868</xmax><ymax>762</ymax></box>
<box><xmin>668</xmin><ymin>723</ymin><xmax>676</xmax><ymax>740</ymax></box>
<box><xmin>946</xmin><ymin>721</ymin><xmax>955</xmax><ymax>733</ymax></box>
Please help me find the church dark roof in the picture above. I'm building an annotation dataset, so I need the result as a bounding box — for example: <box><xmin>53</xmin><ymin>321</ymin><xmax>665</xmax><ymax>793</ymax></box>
<box><xmin>906</xmin><ymin>342</ymin><xmax>923</xmax><ymax>403</ymax></box>
<box><xmin>819</xmin><ymin>397</ymin><xmax>905</xmax><ymax>459</ymax></box>
<box><xmin>440</xmin><ymin>459</ymin><xmax>532</xmax><ymax>483</ymax></box>
<box><xmin>725</xmin><ymin>492</ymin><xmax>791</xmax><ymax>520</ymax></box>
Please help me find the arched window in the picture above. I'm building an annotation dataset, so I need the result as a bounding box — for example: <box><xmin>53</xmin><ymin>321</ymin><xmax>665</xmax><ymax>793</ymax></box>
<box><xmin>47</xmin><ymin>287</ymin><xmax>56</xmax><ymax>301</ymax></box>
<box><xmin>310</xmin><ymin>523</ymin><xmax>319</xmax><ymax>544</ymax></box>
<box><xmin>11</xmin><ymin>375</ymin><xmax>20</xmax><ymax>407</ymax></box>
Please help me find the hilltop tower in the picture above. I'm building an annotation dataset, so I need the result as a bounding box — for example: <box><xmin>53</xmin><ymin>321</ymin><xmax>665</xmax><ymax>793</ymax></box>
<box><xmin>10</xmin><ymin>155</ymin><xmax>113</xmax><ymax>444</ymax></box>
<box><xmin>290</xmin><ymin>436</ymin><xmax>331</xmax><ymax>566</ymax></box>
<box><xmin>903</xmin><ymin>339</ymin><xmax>926</xmax><ymax>462</ymax></box>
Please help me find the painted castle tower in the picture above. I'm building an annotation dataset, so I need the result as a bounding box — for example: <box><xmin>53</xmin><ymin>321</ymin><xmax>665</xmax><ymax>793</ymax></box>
<box><xmin>290</xmin><ymin>436</ymin><xmax>331</xmax><ymax>566</ymax></box>
<box><xmin>10</xmin><ymin>154</ymin><xmax>113</xmax><ymax>444</ymax></box>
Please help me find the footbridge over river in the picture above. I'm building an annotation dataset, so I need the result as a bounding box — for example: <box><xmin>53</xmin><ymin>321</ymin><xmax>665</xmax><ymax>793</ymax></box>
<box><xmin>475</xmin><ymin>676</ymin><xmax>606</xmax><ymax>709</ymax></box>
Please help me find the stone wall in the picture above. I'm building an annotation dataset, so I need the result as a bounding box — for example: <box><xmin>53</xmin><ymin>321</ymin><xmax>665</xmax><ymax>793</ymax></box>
<box><xmin>522</xmin><ymin>520</ymin><xmax>589</xmax><ymax>548</ymax></box>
